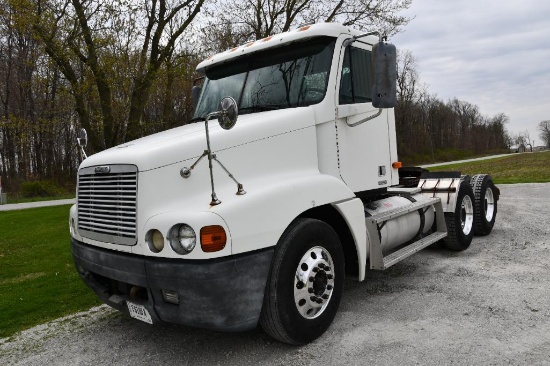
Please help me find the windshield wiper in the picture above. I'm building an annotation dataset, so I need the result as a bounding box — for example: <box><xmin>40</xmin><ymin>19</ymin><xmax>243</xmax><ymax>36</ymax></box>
<box><xmin>189</xmin><ymin>116</ymin><xmax>206</xmax><ymax>123</ymax></box>
<box><xmin>239</xmin><ymin>105</ymin><xmax>282</xmax><ymax>114</ymax></box>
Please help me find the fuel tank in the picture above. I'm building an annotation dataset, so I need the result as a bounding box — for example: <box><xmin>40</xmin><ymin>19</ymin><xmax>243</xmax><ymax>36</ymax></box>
<box><xmin>364</xmin><ymin>194</ymin><xmax>435</xmax><ymax>253</ymax></box>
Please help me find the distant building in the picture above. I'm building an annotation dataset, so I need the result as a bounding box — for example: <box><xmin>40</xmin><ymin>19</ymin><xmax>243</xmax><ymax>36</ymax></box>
<box><xmin>509</xmin><ymin>144</ymin><xmax>527</xmax><ymax>153</ymax></box>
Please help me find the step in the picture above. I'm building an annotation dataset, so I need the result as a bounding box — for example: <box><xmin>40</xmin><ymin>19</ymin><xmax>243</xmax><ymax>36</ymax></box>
<box><xmin>378</xmin><ymin>231</ymin><xmax>447</xmax><ymax>270</ymax></box>
<box><xmin>369</xmin><ymin>196</ymin><xmax>440</xmax><ymax>224</ymax></box>
<box><xmin>387</xmin><ymin>187</ymin><xmax>421</xmax><ymax>195</ymax></box>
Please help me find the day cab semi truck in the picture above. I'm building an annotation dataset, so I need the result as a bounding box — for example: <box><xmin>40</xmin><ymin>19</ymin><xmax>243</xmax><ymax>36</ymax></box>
<box><xmin>70</xmin><ymin>23</ymin><xmax>499</xmax><ymax>345</ymax></box>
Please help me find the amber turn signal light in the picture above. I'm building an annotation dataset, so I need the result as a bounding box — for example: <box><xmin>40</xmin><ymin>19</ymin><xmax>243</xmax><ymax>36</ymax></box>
<box><xmin>392</xmin><ymin>161</ymin><xmax>403</xmax><ymax>169</ymax></box>
<box><xmin>200</xmin><ymin>225</ymin><xmax>227</xmax><ymax>252</ymax></box>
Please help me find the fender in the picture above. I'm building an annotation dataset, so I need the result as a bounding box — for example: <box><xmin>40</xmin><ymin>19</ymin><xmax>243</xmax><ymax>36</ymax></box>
<box><xmin>332</xmin><ymin>198</ymin><xmax>368</xmax><ymax>281</ymax></box>
<box><xmin>214</xmin><ymin>173</ymin><xmax>356</xmax><ymax>255</ymax></box>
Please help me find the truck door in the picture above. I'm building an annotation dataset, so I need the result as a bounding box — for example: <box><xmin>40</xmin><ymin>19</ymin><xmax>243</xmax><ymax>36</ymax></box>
<box><xmin>336</xmin><ymin>41</ymin><xmax>393</xmax><ymax>193</ymax></box>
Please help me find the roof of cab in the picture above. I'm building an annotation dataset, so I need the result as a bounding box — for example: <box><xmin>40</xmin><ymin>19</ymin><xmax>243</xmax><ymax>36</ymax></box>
<box><xmin>195</xmin><ymin>23</ymin><xmax>375</xmax><ymax>73</ymax></box>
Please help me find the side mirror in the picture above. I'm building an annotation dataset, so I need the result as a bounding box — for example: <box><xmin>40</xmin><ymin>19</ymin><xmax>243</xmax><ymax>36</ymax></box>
<box><xmin>77</xmin><ymin>128</ymin><xmax>88</xmax><ymax>160</ymax></box>
<box><xmin>371</xmin><ymin>42</ymin><xmax>397</xmax><ymax>108</ymax></box>
<box><xmin>78</xmin><ymin>128</ymin><xmax>88</xmax><ymax>148</ymax></box>
<box><xmin>217</xmin><ymin>97</ymin><xmax>238</xmax><ymax>130</ymax></box>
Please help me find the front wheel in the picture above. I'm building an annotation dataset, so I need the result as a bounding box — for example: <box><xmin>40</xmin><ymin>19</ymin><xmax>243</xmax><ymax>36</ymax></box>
<box><xmin>443</xmin><ymin>180</ymin><xmax>475</xmax><ymax>251</ymax></box>
<box><xmin>260</xmin><ymin>218</ymin><xmax>344</xmax><ymax>345</ymax></box>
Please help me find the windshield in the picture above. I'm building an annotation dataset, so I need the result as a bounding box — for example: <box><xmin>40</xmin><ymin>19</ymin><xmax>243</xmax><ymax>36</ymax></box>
<box><xmin>194</xmin><ymin>37</ymin><xmax>335</xmax><ymax>118</ymax></box>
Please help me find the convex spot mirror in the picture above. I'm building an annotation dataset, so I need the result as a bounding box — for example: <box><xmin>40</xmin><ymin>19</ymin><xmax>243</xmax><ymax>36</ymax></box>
<box><xmin>217</xmin><ymin>96</ymin><xmax>238</xmax><ymax>130</ymax></box>
<box><xmin>78</xmin><ymin>128</ymin><xmax>88</xmax><ymax>147</ymax></box>
<box><xmin>371</xmin><ymin>42</ymin><xmax>397</xmax><ymax>109</ymax></box>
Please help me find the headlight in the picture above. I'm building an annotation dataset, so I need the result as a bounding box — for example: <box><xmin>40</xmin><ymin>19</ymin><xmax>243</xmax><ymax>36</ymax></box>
<box><xmin>146</xmin><ymin>229</ymin><xmax>165</xmax><ymax>252</ymax></box>
<box><xmin>170</xmin><ymin>224</ymin><xmax>196</xmax><ymax>255</ymax></box>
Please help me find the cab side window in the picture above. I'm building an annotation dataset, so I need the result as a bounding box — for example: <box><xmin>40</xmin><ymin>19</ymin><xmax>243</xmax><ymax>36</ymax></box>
<box><xmin>339</xmin><ymin>46</ymin><xmax>373</xmax><ymax>104</ymax></box>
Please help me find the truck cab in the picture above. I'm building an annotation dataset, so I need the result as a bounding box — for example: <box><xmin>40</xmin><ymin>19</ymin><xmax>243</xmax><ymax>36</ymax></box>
<box><xmin>70</xmin><ymin>23</ymin><xmax>498</xmax><ymax>345</ymax></box>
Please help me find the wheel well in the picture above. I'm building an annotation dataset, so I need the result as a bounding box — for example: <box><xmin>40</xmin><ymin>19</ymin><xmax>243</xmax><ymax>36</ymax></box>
<box><xmin>298</xmin><ymin>205</ymin><xmax>359</xmax><ymax>277</ymax></box>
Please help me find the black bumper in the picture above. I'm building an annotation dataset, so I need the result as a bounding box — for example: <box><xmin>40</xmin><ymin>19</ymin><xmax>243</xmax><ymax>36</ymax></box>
<box><xmin>71</xmin><ymin>238</ymin><xmax>274</xmax><ymax>332</ymax></box>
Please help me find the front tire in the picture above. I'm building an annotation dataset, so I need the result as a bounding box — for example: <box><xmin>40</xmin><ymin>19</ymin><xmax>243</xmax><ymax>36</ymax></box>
<box><xmin>470</xmin><ymin>174</ymin><xmax>498</xmax><ymax>236</ymax></box>
<box><xmin>260</xmin><ymin>218</ymin><xmax>344</xmax><ymax>345</ymax></box>
<box><xmin>443</xmin><ymin>180</ymin><xmax>475</xmax><ymax>251</ymax></box>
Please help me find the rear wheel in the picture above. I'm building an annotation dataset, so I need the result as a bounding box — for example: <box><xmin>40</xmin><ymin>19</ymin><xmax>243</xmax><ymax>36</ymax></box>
<box><xmin>443</xmin><ymin>180</ymin><xmax>475</xmax><ymax>251</ymax></box>
<box><xmin>470</xmin><ymin>174</ymin><xmax>498</xmax><ymax>236</ymax></box>
<box><xmin>260</xmin><ymin>218</ymin><xmax>344</xmax><ymax>345</ymax></box>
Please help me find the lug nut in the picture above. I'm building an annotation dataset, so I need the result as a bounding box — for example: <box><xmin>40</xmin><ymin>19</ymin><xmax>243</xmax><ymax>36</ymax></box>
<box><xmin>327</xmin><ymin>274</ymin><xmax>333</xmax><ymax>280</ymax></box>
<box><xmin>319</xmin><ymin>263</ymin><xmax>325</xmax><ymax>269</ymax></box>
<box><xmin>322</xmin><ymin>294</ymin><xmax>329</xmax><ymax>299</ymax></box>
<box><xmin>312</xmin><ymin>267</ymin><xmax>319</xmax><ymax>272</ymax></box>
<box><xmin>325</xmin><ymin>266</ymin><xmax>331</xmax><ymax>272</ymax></box>
<box><xmin>296</xmin><ymin>281</ymin><xmax>304</xmax><ymax>289</ymax></box>
<box><xmin>309</xmin><ymin>276</ymin><xmax>314</xmax><ymax>282</ymax></box>
<box><xmin>316</xmin><ymin>298</ymin><xmax>323</xmax><ymax>304</ymax></box>
<box><xmin>327</xmin><ymin>285</ymin><xmax>333</xmax><ymax>290</ymax></box>
<box><xmin>310</xmin><ymin>296</ymin><xmax>317</xmax><ymax>302</ymax></box>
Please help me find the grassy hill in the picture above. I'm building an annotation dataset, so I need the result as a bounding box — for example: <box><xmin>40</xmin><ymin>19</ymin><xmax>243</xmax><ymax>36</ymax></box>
<box><xmin>427</xmin><ymin>151</ymin><xmax>550</xmax><ymax>184</ymax></box>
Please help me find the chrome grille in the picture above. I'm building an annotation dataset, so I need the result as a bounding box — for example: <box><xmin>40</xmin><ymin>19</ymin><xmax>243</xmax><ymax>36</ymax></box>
<box><xmin>77</xmin><ymin>165</ymin><xmax>138</xmax><ymax>245</ymax></box>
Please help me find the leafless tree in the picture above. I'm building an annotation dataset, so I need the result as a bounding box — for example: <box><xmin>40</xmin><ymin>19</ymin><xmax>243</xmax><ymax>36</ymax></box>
<box><xmin>10</xmin><ymin>0</ymin><xmax>205</xmax><ymax>148</ymax></box>
<box><xmin>538</xmin><ymin>120</ymin><xmax>550</xmax><ymax>148</ymax></box>
<box><xmin>203</xmin><ymin>0</ymin><xmax>412</xmax><ymax>53</ymax></box>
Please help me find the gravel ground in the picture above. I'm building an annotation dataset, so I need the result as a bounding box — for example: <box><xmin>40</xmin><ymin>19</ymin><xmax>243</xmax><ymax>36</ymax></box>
<box><xmin>1</xmin><ymin>183</ymin><xmax>549</xmax><ymax>365</ymax></box>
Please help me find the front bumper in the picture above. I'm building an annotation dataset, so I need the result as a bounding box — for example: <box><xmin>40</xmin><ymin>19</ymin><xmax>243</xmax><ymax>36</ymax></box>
<box><xmin>71</xmin><ymin>238</ymin><xmax>274</xmax><ymax>331</ymax></box>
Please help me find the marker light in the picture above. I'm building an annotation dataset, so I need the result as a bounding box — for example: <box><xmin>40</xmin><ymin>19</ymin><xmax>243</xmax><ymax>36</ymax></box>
<box><xmin>146</xmin><ymin>229</ymin><xmax>165</xmax><ymax>252</ymax></box>
<box><xmin>162</xmin><ymin>289</ymin><xmax>180</xmax><ymax>305</ymax></box>
<box><xmin>200</xmin><ymin>226</ymin><xmax>227</xmax><ymax>252</ymax></box>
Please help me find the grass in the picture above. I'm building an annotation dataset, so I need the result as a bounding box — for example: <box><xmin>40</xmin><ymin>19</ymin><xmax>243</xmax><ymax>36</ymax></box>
<box><xmin>0</xmin><ymin>205</ymin><xmax>100</xmax><ymax>339</ymax></box>
<box><xmin>427</xmin><ymin>151</ymin><xmax>550</xmax><ymax>184</ymax></box>
<box><xmin>402</xmin><ymin>148</ymin><xmax>508</xmax><ymax>166</ymax></box>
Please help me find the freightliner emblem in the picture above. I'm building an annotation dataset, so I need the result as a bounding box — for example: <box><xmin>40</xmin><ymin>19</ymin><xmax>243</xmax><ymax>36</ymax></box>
<box><xmin>94</xmin><ymin>166</ymin><xmax>111</xmax><ymax>174</ymax></box>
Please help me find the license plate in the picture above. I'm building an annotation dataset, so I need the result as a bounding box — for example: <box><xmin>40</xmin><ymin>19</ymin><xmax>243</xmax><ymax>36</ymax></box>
<box><xmin>127</xmin><ymin>301</ymin><xmax>153</xmax><ymax>324</ymax></box>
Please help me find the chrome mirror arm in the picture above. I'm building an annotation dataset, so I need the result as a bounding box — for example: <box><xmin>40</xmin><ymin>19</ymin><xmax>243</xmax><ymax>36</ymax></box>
<box><xmin>180</xmin><ymin>97</ymin><xmax>244</xmax><ymax>206</ymax></box>
<box><xmin>204</xmin><ymin>112</ymin><xmax>221</xmax><ymax>205</ymax></box>
<box><xmin>212</xmin><ymin>155</ymin><xmax>246</xmax><ymax>195</ymax></box>
<box><xmin>77</xmin><ymin>141</ymin><xmax>88</xmax><ymax>160</ymax></box>
<box><xmin>76</xmin><ymin>128</ymin><xmax>88</xmax><ymax>161</ymax></box>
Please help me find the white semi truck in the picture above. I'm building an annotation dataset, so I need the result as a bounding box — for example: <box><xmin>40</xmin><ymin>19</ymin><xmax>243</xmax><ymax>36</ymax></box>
<box><xmin>70</xmin><ymin>23</ymin><xmax>499</xmax><ymax>345</ymax></box>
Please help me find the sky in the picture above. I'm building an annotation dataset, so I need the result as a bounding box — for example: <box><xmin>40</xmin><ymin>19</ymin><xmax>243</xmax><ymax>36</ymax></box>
<box><xmin>392</xmin><ymin>0</ymin><xmax>550</xmax><ymax>146</ymax></box>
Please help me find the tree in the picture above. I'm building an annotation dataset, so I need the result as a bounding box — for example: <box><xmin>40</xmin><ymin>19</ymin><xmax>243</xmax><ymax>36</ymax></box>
<box><xmin>487</xmin><ymin>113</ymin><xmax>509</xmax><ymax>151</ymax></box>
<box><xmin>1</xmin><ymin>1</ymin><xmax>81</xmax><ymax>187</ymax></box>
<box><xmin>513</xmin><ymin>130</ymin><xmax>531</xmax><ymax>152</ymax></box>
<box><xmin>203</xmin><ymin>0</ymin><xmax>413</xmax><ymax>53</ymax></box>
<box><xmin>538</xmin><ymin>120</ymin><xmax>550</xmax><ymax>148</ymax></box>
<box><xmin>395</xmin><ymin>49</ymin><xmax>428</xmax><ymax>154</ymax></box>
<box><xmin>12</xmin><ymin>0</ymin><xmax>205</xmax><ymax>149</ymax></box>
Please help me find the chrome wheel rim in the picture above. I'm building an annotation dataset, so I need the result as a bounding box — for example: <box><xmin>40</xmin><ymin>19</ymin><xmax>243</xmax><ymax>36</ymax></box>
<box><xmin>461</xmin><ymin>194</ymin><xmax>474</xmax><ymax>235</ymax></box>
<box><xmin>484</xmin><ymin>187</ymin><xmax>495</xmax><ymax>222</ymax></box>
<box><xmin>294</xmin><ymin>246</ymin><xmax>335</xmax><ymax>319</ymax></box>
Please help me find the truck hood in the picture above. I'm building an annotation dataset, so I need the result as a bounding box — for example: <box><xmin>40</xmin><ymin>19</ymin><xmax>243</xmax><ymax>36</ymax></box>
<box><xmin>80</xmin><ymin>108</ymin><xmax>315</xmax><ymax>171</ymax></box>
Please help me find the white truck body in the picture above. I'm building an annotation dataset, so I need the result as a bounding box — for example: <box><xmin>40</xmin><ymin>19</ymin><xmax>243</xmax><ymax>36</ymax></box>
<box><xmin>70</xmin><ymin>23</ymin><xmax>499</xmax><ymax>344</ymax></box>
